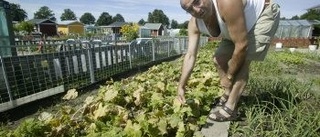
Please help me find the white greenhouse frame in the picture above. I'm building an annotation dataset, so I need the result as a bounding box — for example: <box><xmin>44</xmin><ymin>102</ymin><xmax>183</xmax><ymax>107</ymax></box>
<box><xmin>275</xmin><ymin>20</ymin><xmax>320</xmax><ymax>38</ymax></box>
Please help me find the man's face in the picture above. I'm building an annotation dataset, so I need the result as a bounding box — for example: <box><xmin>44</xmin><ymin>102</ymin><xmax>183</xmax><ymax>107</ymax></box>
<box><xmin>180</xmin><ymin>0</ymin><xmax>212</xmax><ymax>19</ymax></box>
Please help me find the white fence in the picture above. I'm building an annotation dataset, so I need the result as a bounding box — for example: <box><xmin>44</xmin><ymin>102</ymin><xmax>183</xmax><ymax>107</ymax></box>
<box><xmin>0</xmin><ymin>36</ymin><xmax>208</xmax><ymax>112</ymax></box>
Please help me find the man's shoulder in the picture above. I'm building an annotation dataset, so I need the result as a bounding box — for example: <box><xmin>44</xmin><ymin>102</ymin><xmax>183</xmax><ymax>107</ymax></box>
<box><xmin>217</xmin><ymin>0</ymin><xmax>245</xmax><ymax>20</ymax></box>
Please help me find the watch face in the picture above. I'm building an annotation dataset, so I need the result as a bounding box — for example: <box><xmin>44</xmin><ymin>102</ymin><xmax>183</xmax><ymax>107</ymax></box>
<box><xmin>227</xmin><ymin>75</ymin><xmax>233</xmax><ymax>80</ymax></box>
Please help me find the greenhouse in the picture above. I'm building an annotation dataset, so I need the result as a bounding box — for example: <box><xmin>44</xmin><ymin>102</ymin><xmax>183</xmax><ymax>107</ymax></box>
<box><xmin>274</xmin><ymin>19</ymin><xmax>320</xmax><ymax>38</ymax></box>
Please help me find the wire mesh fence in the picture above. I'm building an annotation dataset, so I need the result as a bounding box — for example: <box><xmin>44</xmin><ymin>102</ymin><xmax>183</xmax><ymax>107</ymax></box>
<box><xmin>0</xmin><ymin>36</ymin><xmax>208</xmax><ymax>112</ymax></box>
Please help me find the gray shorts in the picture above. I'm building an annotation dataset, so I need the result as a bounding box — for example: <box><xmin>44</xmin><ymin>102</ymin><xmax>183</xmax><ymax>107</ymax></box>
<box><xmin>215</xmin><ymin>3</ymin><xmax>280</xmax><ymax>61</ymax></box>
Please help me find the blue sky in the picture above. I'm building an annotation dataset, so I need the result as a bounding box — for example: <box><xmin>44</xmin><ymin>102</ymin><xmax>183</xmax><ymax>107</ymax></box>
<box><xmin>8</xmin><ymin>0</ymin><xmax>320</xmax><ymax>23</ymax></box>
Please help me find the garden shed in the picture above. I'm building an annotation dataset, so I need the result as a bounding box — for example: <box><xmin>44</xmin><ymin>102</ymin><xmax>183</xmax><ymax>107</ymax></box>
<box><xmin>144</xmin><ymin>23</ymin><xmax>165</xmax><ymax>37</ymax></box>
<box><xmin>57</xmin><ymin>20</ymin><xmax>84</xmax><ymax>35</ymax></box>
<box><xmin>99</xmin><ymin>22</ymin><xmax>128</xmax><ymax>36</ymax></box>
<box><xmin>274</xmin><ymin>19</ymin><xmax>320</xmax><ymax>38</ymax></box>
<box><xmin>139</xmin><ymin>26</ymin><xmax>151</xmax><ymax>38</ymax></box>
<box><xmin>28</xmin><ymin>19</ymin><xmax>57</xmax><ymax>36</ymax></box>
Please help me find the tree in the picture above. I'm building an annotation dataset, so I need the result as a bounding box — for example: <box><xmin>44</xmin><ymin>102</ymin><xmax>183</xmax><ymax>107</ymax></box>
<box><xmin>120</xmin><ymin>23</ymin><xmax>139</xmax><ymax>41</ymax></box>
<box><xmin>96</xmin><ymin>12</ymin><xmax>112</xmax><ymax>26</ymax></box>
<box><xmin>170</xmin><ymin>19</ymin><xmax>178</xmax><ymax>29</ymax></box>
<box><xmin>290</xmin><ymin>15</ymin><xmax>300</xmax><ymax>20</ymax></box>
<box><xmin>300</xmin><ymin>9</ymin><xmax>320</xmax><ymax>36</ymax></box>
<box><xmin>60</xmin><ymin>9</ymin><xmax>77</xmax><ymax>21</ymax></box>
<box><xmin>178</xmin><ymin>21</ymin><xmax>189</xmax><ymax>29</ymax></box>
<box><xmin>112</xmin><ymin>14</ymin><xmax>125</xmax><ymax>22</ymax></box>
<box><xmin>147</xmin><ymin>9</ymin><xmax>169</xmax><ymax>27</ymax></box>
<box><xmin>49</xmin><ymin>16</ymin><xmax>57</xmax><ymax>21</ymax></box>
<box><xmin>34</xmin><ymin>6</ymin><xmax>55</xmax><ymax>20</ymax></box>
<box><xmin>280</xmin><ymin>17</ymin><xmax>287</xmax><ymax>20</ymax></box>
<box><xmin>80</xmin><ymin>12</ymin><xmax>96</xmax><ymax>25</ymax></box>
<box><xmin>9</xmin><ymin>3</ymin><xmax>27</xmax><ymax>22</ymax></box>
<box><xmin>300</xmin><ymin>9</ymin><xmax>320</xmax><ymax>20</ymax></box>
<box><xmin>138</xmin><ymin>19</ymin><xmax>146</xmax><ymax>26</ymax></box>
<box><xmin>179</xmin><ymin>29</ymin><xmax>188</xmax><ymax>36</ymax></box>
<box><xmin>16</xmin><ymin>21</ymin><xmax>34</xmax><ymax>34</ymax></box>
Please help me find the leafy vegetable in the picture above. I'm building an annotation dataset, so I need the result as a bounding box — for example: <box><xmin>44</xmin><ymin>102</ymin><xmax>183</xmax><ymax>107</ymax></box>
<box><xmin>2</xmin><ymin>41</ymin><xmax>222</xmax><ymax>137</ymax></box>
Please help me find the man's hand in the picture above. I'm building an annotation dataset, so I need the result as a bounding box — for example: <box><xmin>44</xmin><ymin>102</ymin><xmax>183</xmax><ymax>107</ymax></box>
<box><xmin>220</xmin><ymin>75</ymin><xmax>232</xmax><ymax>89</ymax></box>
<box><xmin>177</xmin><ymin>86</ymin><xmax>186</xmax><ymax>104</ymax></box>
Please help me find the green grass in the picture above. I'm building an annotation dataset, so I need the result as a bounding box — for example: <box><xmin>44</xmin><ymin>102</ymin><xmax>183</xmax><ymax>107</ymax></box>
<box><xmin>229</xmin><ymin>50</ymin><xmax>320</xmax><ymax>137</ymax></box>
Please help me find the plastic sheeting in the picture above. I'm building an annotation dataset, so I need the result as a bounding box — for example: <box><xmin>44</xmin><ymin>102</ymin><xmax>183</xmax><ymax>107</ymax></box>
<box><xmin>0</xmin><ymin>7</ymin><xmax>12</xmax><ymax>57</ymax></box>
<box><xmin>274</xmin><ymin>20</ymin><xmax>320</xmax><ymax>38</ymax></box>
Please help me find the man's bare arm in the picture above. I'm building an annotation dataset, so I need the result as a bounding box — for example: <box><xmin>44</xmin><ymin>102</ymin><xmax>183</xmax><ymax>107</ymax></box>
<box><xmin>219</xmin><ymin>0</ymin><xmax>248</xmax><ymax>78</ymax></box>
<box><xmin>178</xmin><ymin>17</ymin><xmax>201</xmax><ymax>88</ymax></box>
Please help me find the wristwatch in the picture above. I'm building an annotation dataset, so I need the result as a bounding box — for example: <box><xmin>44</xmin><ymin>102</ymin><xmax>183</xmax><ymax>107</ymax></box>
<box><xmin>227</xmin><ymin>74</ymin><xmax>233</xmax><ymax>80</ymax></box>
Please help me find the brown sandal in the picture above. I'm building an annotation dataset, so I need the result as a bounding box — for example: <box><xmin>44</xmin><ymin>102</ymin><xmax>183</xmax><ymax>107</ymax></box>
<box><xmin>208</xmin><ymin>105</ymin><xmax>238</xmax><ymax>122</ymax></box>
<box><xmin>214</xmin><ymin>94</ymin><xmax>229</xmax><ymax>106</ymax></box>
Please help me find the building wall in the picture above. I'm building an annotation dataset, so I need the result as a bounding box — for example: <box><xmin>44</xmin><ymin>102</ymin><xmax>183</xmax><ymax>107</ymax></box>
<box><xmin>57</xmin><ymin>25</ymin><xmax>68</xmax><ymax>35</ymax></box>
<box><xmin>58</xmin><ymin>22</ymin><xmax>84</xmax><ymax>35</ymax></box>
<box><xmin>99</xmin><ymin>27</ymin><xmax>112</xmax><ymax>35</ymax></box>
<box><xmin>39</xmin><ymin>24</ymin><xmax>57</xmax><ymax>36</ymax></box>
<box><xmin>158</xmin><ymin>26</ymin><xmax>164</xmax><ymax>36</ymax></box>
<box><xmin>69</xmin><ymin>25</ymin><xmax>84</xmax><ymax>35</ymax></box>
<box><xmin>151</xmin><ymin>30</ymin><xmax>158</xmax><ymax>37</ymax></box>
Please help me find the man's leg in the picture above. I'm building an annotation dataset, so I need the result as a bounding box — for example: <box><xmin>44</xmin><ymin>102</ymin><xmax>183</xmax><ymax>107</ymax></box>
<box><xmin>213</xmin><ymin>39</ymin><xmax>234</xmax><ymax>102</ymax></box>
<box><xmin>224</xmin><ymin>60</ymin><xmax>250</xmax><ymax>110</ymax></box>
<box><xmin>213</xmin><ymin>55</ymin><xmax>233</xmax><ymax>100</ymax></box>
<box><xmin>210</xmin><ymin>59</ymin><xmax>251</xmax><ymax>119</ymax></box>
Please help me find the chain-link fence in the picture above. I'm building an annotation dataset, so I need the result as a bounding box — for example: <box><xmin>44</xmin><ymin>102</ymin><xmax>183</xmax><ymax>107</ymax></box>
<box><xmin>0</xmin><ymin>36</ymin><xmax>208</xmax><ymax>112</ymax></box>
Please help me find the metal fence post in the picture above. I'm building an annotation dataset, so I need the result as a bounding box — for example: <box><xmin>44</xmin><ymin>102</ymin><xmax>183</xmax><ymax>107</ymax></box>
<box><xmin>27</xmin><ymin>41</ymin><xmax>31</xmax><ymax>55</ymax></box>
<box><xmin>167</xmin><ymin>38</ymin><xmax>170</xmax><ymax>57</ymax></box>
<box><xmin>152</xmin><ymin>39</ymin><xmax>155</xmax><ymax>61</ymax></box>
<box><xmin>178</xmin><ymin>37</ymin><xmax>181</xmax><ymax>54</ymax></box>
<box><xmin>87</xmin><ymin>44</ymin><xmax>95</xmax><ymax>83</ymax></box>
<box><xmin>184</xmin><ymin>37</ymin><xmax>188</xmax><ymax>53</ymax></box>
<box><xmin>0</xmin><ymin>56</ymin><xmax>13</xmax><ymax>102</ymax></box>
<box><xmin>128</xmin><ymin>43</ymin><xmax>132</xmax><ymax>69</ymax></box>
<box><xmin>179</xmin><ymin>37</ymin><xmax>184</xmax><ymax>55</ymax></box>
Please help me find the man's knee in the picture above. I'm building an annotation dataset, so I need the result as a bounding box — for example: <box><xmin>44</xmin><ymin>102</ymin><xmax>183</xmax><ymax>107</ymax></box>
<box><xmin>213</xmin><ymin>55</ymin><xmax>229</xmax><ymax>67</ymax></box>
<box><xmin>213</xmin><ymin>56</ymin><xmax>225</xmax><ymax>68</ymax></box>
<box><xmin>236</xmin><ymin>61</ymin><xmax>251</xmax><ymax>79</ymax></box>
<box><xmin>213</xmin><ymin>56</ymin><xmax>219</xmax><ymax>67</ymax></box>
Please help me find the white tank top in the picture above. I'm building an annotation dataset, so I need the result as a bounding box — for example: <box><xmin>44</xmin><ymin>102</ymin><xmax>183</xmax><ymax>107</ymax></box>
<box><xmin>197</xmin><ymin>0</ymin><xmax>265</xmax><ymax>40</ymax></box>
